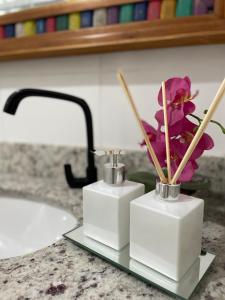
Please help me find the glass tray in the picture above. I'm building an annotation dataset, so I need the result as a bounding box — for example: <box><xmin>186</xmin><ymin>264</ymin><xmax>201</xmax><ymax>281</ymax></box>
<box><xmin>63</xmin><ymin>226</ymin><xmax>215</xmax><ymax>300</ymax></box>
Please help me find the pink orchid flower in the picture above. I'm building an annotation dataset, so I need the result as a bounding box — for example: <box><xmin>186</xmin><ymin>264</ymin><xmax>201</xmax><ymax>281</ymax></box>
<box><xmin>141</xmin><ymin>121</ymin><xmax>166</xmax><ymax>168</ymax></box>
<box><xmin>141</xmin><ymin>121</ymin><xmax>200</xmax><ymax>182</ymax></box>
<box><xmin>169</xmin><ymin>127</ymin><xmax>213</xmax><ymax>182</ymax></box>
<box><xmin>177</xmin><ymin>118</ymin><xmax>214</xmax><ymax>161</ymax></box>
<box><xmin>142</xmin><ymin>119</ymin><xmax>213</xmax><ymax>182</ymax></box>
<box><xmin>169</xmin><ymin>139</ymin><xmax>198</xmax><ymax>182</ymax></box>
<box><xmin>141</xmin><ymin>76</ymin><xmax>214</xmax><ymax>183</ymax></box>
<box><xmin>141</xmin><ymin>117</ymin><xmax>214</xmax><ymax>182</ymax></box>
<box><xmin>155</xmin><ymin>76</ymin><xmax>198</xmax><ymax>127</ymax></box>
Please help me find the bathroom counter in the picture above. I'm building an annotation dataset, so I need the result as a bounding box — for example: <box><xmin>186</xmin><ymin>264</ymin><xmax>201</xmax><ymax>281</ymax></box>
<box><xmin>0</xmin><ymin>173</ymin><xmax>224</xmax><ymax>300</ymax></box>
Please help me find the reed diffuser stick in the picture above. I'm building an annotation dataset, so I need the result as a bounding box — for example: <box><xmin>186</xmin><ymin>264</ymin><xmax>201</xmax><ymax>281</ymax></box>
<box><xmin>171</xmin><ymin>78</ymin><xmax>225</xmax><ymax>184</ymax></box>
<box><xmin>162</xmin><ymin>81</ymin><xmax>172</xmax><ymax>183</ymax></box>
<box><xmin>117</xmin><ymin>72</ymin><xmax>167</xmax><ymax>184</ymax></box>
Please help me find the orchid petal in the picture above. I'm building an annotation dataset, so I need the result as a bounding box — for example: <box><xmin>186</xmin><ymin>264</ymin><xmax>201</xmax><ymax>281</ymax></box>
<box><xmin>171</xmin><ymin>160</ymin><xmax>195</xmax><ymax>182</ymax></box>
<box><xmin>183</xmin><ymin>102</ymin><xmax>196</xmax><ymax>115</ymax></box>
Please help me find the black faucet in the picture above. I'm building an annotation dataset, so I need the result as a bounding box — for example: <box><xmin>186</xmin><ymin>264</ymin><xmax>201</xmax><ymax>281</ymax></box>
<box><xmin>3</xmin><ymin>88</ymin><xmax>97</xmax><ymax>188</ymax></box>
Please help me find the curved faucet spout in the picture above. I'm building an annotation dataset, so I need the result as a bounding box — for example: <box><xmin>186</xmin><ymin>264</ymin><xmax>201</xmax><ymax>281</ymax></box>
<box><xmin>3</xmin><ymin>88</ymin><xmax>97</xmax><ymax>188</ymax></box>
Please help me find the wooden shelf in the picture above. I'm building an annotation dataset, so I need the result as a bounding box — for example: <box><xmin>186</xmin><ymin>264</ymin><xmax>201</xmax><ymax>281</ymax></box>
<box><xmin>0</xmin><ymin>0</ymin><xmax>224</xmax><ymax>61</ymax></box>
<box><xmin>0</xmin><ymin>0</ymin><xmax>144</xmax><ymax>25</ymax></box>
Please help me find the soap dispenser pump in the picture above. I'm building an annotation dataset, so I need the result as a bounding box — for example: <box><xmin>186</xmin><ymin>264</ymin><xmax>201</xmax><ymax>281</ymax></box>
<box><xmin>102</xmin><ymin>149</ymin><xmax>126</xmax><ymax>185</ymax></box>
<box><xmin>83</xmin><ymin>149</ymin><xmax>145</xmax><ymax>250</ymax></box>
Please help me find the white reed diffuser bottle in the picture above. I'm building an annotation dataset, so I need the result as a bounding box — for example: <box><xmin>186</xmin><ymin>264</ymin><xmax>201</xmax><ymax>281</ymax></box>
<box><xmin>117</xmin><ymin>72</ymin><xmax>225</xmax><ymax>281</ymax></box>
<box><xmin>83</xmin><ymin>150</ymin><xmax>144</xmax><ymax>250</ymax></box>
<box><xmin>130</xmin><ymin>181</ymin><xmax>204</xmax><ymax>281</ymax></box>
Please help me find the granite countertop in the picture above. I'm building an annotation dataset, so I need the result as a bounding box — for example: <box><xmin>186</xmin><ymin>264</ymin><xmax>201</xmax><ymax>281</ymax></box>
<box><xmin>0</xmin><ymin>173</ymin><xmax>224</xmax><ymax>300</ymax></box>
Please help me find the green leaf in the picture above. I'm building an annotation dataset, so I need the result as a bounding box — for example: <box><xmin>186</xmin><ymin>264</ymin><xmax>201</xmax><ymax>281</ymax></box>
<box><xmin>190</xmin><ymin>112</ymin><xmax>225</xmax><ymax>134</ymax></box>
<box><xmin>204</xmin><ymin>110</ymin><xmax>225</xmax><ymax>134</ymax></box>
<box><xmin>127</xmin><ymin>172</ymin><xmax>210</xmax><ymax>194</ymax></box>
<box><xmin>189</xmin><ymin>113</ymin><xmax>202</xmax><ymax>126</ymax></box>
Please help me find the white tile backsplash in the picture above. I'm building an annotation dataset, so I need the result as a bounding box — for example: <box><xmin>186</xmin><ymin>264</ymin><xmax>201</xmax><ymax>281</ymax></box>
<box><xmin>0</xmin><ymin>44</ymin><xmax>224</xmax><ymax>156</ymax></box>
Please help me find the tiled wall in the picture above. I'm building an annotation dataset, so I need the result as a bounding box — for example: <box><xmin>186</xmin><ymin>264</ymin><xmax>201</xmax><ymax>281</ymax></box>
<box><xmin>0</xmin><ymin>44</ymin><xmax>224</xmax><ymax>157</ymax></box>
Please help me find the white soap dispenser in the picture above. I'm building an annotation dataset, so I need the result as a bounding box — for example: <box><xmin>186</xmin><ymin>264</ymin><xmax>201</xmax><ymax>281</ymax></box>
<box><xmin>83</xmin><ymin>149</ymin><xmax>145</xmax><ymax>250</ymax></box>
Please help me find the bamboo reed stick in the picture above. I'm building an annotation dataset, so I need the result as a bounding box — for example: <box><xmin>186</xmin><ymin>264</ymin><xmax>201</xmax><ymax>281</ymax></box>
<box><xmin>171</xmin><ymin>78</ymin><xmax>225</xmax><ymax>184</ymax></box>
<box><xmin>162</xmin><ymin>81</ymin><xmax>171</xmax><ymax>183</ymax></box>
<box><xmin>117</xmin><ymin>72</ymin><xmax>167</xmax><ymax>183</ymax></box>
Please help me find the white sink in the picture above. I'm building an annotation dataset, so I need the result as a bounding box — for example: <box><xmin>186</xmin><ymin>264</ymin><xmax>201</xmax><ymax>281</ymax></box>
<box><xmin>0</xmin><ymin>197</ymin><xmax>78</xmax><ymax>259</ymax></box>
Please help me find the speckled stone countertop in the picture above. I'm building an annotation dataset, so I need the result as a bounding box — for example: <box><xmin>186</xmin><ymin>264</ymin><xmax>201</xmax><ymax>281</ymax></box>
<box><xmin>0</xmin><ymin>174</ymin><xmax>224</xmax><ymax>300</ymax></box>
<box><xmin>0</xmin><ymin>144</ymin><xmax>224</xmax><ymax>300</ymax></box>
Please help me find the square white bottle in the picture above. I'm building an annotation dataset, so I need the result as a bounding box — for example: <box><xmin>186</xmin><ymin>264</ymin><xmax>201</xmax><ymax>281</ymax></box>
<box><xmin>83</xmin><ymin>150</ymin><xmax>145</xmax><ymax>250</ymax></box>
<box><xmin>130</xmin><ymin>181</ymin><xmax>204</xmax><ymax>281</ymax></box>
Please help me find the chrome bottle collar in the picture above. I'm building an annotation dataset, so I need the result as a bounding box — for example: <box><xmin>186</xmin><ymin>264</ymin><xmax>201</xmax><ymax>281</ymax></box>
<box><xmin>155</xmin><ymin>180</ymin><xmax>180</xmax><ymax>201</ymax></box>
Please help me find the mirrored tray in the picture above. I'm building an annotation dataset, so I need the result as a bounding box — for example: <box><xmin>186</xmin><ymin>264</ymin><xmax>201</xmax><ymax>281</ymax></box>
<box><xmin>64</xmin><ymin>226</ymin><xmax>215</xmax><ymax>300</ymax></box>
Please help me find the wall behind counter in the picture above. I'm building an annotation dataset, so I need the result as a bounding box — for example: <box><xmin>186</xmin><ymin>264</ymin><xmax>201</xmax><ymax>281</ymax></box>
<box><xmin>0</xmin><ymin>44</ymin><xmax>224</xmax><ymax>157</ymax></box>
